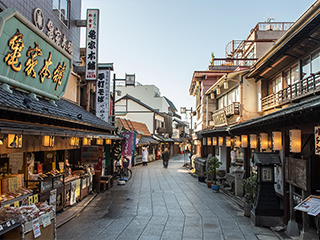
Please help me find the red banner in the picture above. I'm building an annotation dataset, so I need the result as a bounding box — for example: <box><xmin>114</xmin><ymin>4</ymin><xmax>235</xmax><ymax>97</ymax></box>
<box><xmin>121</xmin><ymin>131</ymin><xmax>135</xmax><ymax>168</ymax></box>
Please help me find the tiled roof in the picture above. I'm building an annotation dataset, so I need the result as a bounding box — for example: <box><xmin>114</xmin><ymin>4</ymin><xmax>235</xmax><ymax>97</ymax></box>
<box><xmin>118</xmin><ymin>118</ymin><xmax>151</xmax><ymax>136</ymax></box>
<box><xmin>164</xmin><ymin>96</ymin><xmax>177</xmax><ymax>111</ymax></box>
<box><xmin>0</xmin><ymin>87</ymin><xmax>115</xmax><ymax>131</ymax></box>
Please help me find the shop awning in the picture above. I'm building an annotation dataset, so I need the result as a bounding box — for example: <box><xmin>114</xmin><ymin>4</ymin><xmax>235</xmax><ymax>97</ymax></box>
<box><xmin>0</xmin><ymin>120</ymin><xmax>122</xmax><ymax>139</ymax></box>
<box><xmin>152</xmin><ymin>134</ymin><xmax>175</xmax><ymax>142</ymax></box>
<box><xmin>138</xmin><ymin>136</ymin><xmax>159</xmax><ymax>145</ymax></box>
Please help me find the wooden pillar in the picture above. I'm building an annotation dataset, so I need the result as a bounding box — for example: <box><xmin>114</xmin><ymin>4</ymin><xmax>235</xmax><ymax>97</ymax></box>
<box><xmin>244</xmin><ymin>147</ymin><xmax>250</xmax><ymax>179</ymax></box>
<box><xmin>86</xmin><ymin>82</ymin><xmax>90</xmax><ymax>112</ymax></box>
<box><xmin>226</xmin><ymin>147</ymin><xmax>231</xmax><ymax>173</ymax></box>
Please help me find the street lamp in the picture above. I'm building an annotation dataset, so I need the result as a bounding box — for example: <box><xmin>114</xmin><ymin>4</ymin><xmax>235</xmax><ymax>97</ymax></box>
<box><xmin>111</xmin><ymin>73</ymin><xmax>135</xmax><ymax>126</ymax></box>
<box><xmin>180</xmin><ymin>107</ymin><xmax>193</xmax><ymax>165</ymax></box>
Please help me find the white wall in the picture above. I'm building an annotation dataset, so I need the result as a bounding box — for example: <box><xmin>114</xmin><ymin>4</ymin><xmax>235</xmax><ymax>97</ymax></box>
<box><xmin>243</xmin><ymin>78</ymin><xmax>260</xmax><ymax>120</ymax></box>
<box><xmin>115</xmin><ymin>85</ymin><xmax>170</xmax><ymax>113</ymax></box>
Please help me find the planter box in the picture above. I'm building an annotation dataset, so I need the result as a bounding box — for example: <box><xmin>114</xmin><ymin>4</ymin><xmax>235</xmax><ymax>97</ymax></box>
<box><xmin>211</xmin><ymin>185</ymin><xmax>220</xmax><ymax>193</ymax></box>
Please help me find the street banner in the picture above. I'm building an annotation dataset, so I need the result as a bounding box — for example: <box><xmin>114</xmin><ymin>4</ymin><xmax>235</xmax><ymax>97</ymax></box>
<box><xmin>121</xmin><ymin>131</ymin><xmax>136</xmax><ymax>168</ymax></box>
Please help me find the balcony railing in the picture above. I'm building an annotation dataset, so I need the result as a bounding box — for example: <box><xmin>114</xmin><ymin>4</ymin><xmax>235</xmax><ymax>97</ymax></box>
<box><xmin>208</xmin><ymin>58</ymin><xmax>257</xmax><ymax>69</ymax></box>
<box><xmin>261</xmin><ymin>73</ymin><xmax>320</xmax><ymax>111</ymax></box>
<box><xmin>212</xmin><ymin>102</ymin><xmax>240</xmax><ymax>117</ymax></box>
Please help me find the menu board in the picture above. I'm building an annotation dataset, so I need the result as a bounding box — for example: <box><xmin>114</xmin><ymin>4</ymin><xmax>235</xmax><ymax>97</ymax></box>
<box><xmin>294</xmin><ymin>195</ymin><xmax>320</xmax><ymax>216</ymax></box>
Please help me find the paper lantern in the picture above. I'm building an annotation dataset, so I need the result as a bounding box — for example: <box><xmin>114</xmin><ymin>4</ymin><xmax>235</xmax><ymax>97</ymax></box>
<box><xmin>226</xmin><ymin>136</ymin><xmax>231</xmax><ymax>147</ymax></box>
<box><xmin>69</xmin><ymin>137</ymin><xmax>79</xmax><ymax>146</ymax></box>
<box><xmin>96</xmin><ymin>138</ymin><xmax>103</xmax><ymax>145</ymax></box>
<box><xmin>105</xmin><ymin>139</ymin><xmax>112</xmax><ymax>145</ymax></box>
<box><xmin>224</xmin><ymin>81</ymin><xmax>229</xmax><ymax>89</ymax></box>
<box><xmin>218</xmin><ymin>137</ymin><xmax>224</xmax><ymax>146</ymax></box>
<box><xmin>7</xmin><ymin>134</ymin><xmax>22</xmax><ymax>148</ymax></box>
<box><xmin>82</xmin><ymin>137</ymin><xmax>91</xmax><ymax>146</ymax></box>
<box><xmin>272</xmin><ymin>131</ymin><xmax>282</xmax><ymax>151</ymax></box>
<box><xmin>260</xmin><ymin>133</ymin><xmax>268</xmax><ymax>150</ymax></box>
<box><xmin>250</xmin><ymin>134</ymin><xmax>257</xmax><ymax>149</ymax></box>
<box><xmin>207</xmin><ymin>137</ymin><xmax>212</xmax><ymax>146</ymax></box>
<box><xmin>290</xmin><ymin>129</ymin><xmax>301</xmax><ymax>153</ymax></box>
<box><xmin>241</xmin><ymin>135</ymin><xmax>248</xmax><ymax>148</ymax></box>
<box><xmin>212</xmin><ymin>137</ymin><xmax>217</xmax><ymax>146</ymax></box>
<box><xmin>42</xmin><ymin>136</ymin><xmax>55</xmax><ymax>147</ymax></box>
<box><xmin>234</xmin><ymin>136</ymin><xmax>241</xmax><ymax>148</ymax></box>
<box><xmin>216</xmin><ymin>87</ymin><xmax>221</xmax><ymax>95</ymax></box>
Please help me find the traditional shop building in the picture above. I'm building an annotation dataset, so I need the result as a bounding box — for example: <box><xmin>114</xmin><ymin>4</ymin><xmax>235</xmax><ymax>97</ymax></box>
<box><xmin>0</xmin><ymin>2</ymin><xmax>119</xmax><ymax>238</ymax></box>
<box><xmin>225</xmin><ymin>1</ymin><xmax>320</xmax><ymax>236</ymax></box>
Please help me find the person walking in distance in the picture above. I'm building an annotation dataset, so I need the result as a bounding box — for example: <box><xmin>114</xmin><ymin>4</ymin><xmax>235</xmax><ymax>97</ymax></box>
<box><xmin>162</xmin><ymin>148</ymin><xmax>170</xmax><ymax>168</ymax></box>
<box><xmin>142</xmin><ymin>147</ymin><xmax>148</xmax><ymax>166</ymax></box>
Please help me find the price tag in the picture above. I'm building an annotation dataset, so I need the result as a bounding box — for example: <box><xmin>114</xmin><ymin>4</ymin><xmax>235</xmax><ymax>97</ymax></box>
<box><xmin>42</xmin><ymin>213</ymin><xmax>51</xmax><ymax>228</ymax></box>
<box><xmin>14</xmin><ymin>201</ymin><xmax>19</xmax><ymax>207</ymax></box>
<box><xmin>4</xmin><ymin>204</ymin><xmax>10</xmax><ymax>208</ymax></box>
<box><xmin>28</xmin><ymin>196</ymin><xmax>33</xmax><ymax>205</ymax></box>
<box><xmin>32</xmin><ymin>218</ymin><xmax>41</xmax><ymax>238</ymax></box>
<box><xmin>11</xmin><ymin>219</ymin><xmax>15</xmax><ymax>225</ymax></box>
<box><xmin>0</xmin><ymin>224</ymin><xmax>3</xmax><ymax>231</ymax></box>
<box><xmin>34</xmin><ymin>194</ymin><xmax>38</xmax><ymax>203</ymax></box>
<box><xmin>6</xmin><ymin>221</ymin><xmax>11</xmax><ymax>227</ymax></box>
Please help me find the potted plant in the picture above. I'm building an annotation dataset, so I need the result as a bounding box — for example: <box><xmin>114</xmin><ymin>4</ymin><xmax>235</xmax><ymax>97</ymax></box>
<box><xmin>206</xmin><ymin>156</ymin><xmax>222</xmax><ymax>192</ymax></box>
<box><xmin>241</xmin><ymin>174</ymin><xmax>258</xmax><ymax>217</ymax></box>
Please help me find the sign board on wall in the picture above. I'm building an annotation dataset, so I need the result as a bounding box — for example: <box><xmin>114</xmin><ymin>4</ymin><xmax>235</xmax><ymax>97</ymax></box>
<box><xmin>85</xmin><ymin>9</ymin><xmax>99</xmax><ymax>81</ymax></box>
<box><xmin>96</xmin><ymin>69</ymin><xmax>110</xmax><ymax>122</ymax></box>
<box><xmin>0</xmin><ymin>8</ymin><xmax>72</xmax><ymax>100</ymax></box>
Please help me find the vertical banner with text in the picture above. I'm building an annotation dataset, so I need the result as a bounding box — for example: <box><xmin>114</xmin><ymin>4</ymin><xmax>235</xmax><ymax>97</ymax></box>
<box><xmin>85</xmin><ymin>9</ymin><xmax>99</xmax><ymax>81</ymax></box>
<box><xmin>121</xmin><ymin>131</ymin><xmax>136</xmax><ymax>168</ymax></box>
<box><xmin>96</xmin><ymin>69</ymin><xmax>110</xmax><ymax>122</ymax></box>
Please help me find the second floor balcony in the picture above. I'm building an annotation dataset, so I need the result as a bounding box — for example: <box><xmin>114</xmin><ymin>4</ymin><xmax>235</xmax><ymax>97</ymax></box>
<box><xmin>211</xmin><ymin>102</ymin><xmax>240</xmax><ymax>126</ymax></box>
<box><xmin>261</xmin><ymin>73</ymin><xmax>320</xmax><ymax>111</ymax></box>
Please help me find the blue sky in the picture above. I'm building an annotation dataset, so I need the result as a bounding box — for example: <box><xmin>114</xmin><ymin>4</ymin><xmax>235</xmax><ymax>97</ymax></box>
<box><xmin>81</xmin><ymin>0</ymin><xmax>316</xmax><ymax>121</ymax></box>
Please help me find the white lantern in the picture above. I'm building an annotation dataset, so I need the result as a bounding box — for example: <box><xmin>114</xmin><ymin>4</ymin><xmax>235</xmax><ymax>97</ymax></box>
<box><xmin>234</xmin><ymin>136</ymin><xmax>241</xmax><ymax>148</ymax></box>
<box><xmin>241</xmin><ymin>135</ymin><xmax>248</xmax><ymax>148</ymax></box>
<box><xmin>260</xmin><ymin>133</ymin><xmax>268</xmax><ymax>150</ymax></box>
<box><xmin>226</xmin><ymin>136</ymin><xmax>231</xmax><ymax>147</ymax></box>
<box><xmin>218</xmin><ymin>137</ymin><xmax>224</xmax><ymax>146</ymax></box>
<box><xmin>290</xmin><ymin>129</ymin><xmax>301</xmax><ymax>153</ymax></box>
<box><xmin>250</xmin><ymin>134</ymin><xmax>257</xmax><ymax>149</ymax></box>
<box><xmin>212</xmin><ymin>137</ymin><xmax>217</xmax><ymax>146</ymax></box>
<box><xmin>272</xmin><ymin>131</ymin><xmax>282</xmax><ymax>151</ymax></box>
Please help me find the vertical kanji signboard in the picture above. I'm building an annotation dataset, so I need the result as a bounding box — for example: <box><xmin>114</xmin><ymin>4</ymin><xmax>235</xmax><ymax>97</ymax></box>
<box><xmin>85</xmin><ymin>9</ymin><xmax>99</xmax><ymax>81</ymax></box>
<box><xmin>96</xmin><ymin>69</ymin><xmax>110</xmax><ymax>122</ymax></box>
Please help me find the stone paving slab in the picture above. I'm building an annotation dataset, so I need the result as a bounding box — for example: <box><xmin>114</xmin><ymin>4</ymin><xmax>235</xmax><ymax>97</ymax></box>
<box><xmin>57</xmin><ymin>154</ymin><xmax>289</xmax><ymax>240</ymax></box>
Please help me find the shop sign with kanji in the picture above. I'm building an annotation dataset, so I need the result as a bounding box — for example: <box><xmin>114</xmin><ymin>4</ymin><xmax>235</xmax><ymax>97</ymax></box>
<box><xmin>96</xmin><ymin>69</ymin><xmax>110</xmax><ymax>122</ymax></box>
<box><xmin>85</xmin><ymin>9</ymin><xmax>99</xmax><ymax>81</ymax></box>
<box><xmin>0</xmin><ymin>8</ymin><xmax>72</xmax><ymax>100</ymax></box>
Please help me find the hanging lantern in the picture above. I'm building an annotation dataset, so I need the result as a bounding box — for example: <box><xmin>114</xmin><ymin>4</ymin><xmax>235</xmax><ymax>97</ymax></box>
<box><xmin>234</xmin><ymin>136</ymin><xmax>241</xmax><ymax>148</ymax></box>
<box><xmin>250</xmin><ymin>134</ymin><xmax>257</xmax><ymax>149</ymax></box>
<box><xmin>210</xmin><ymin>92</ymin><xmax>215</xmax><ymax>99</ymax></box>
<box><xmin>241</xmin><ymin>135</ymin><xmax>248</xmax><ymax>148</ymax></box>
<box><xmin>226</xmin><ymin>136</ymin><xmax>231</xmax><ymax>147</ymax></box>
<box><xmin>69</xmin><ymin>137</ymin><xmax>79</xmax><ymax>146</ymax></box>
<box><xmin>212</xmin><ymin>137</ymin><xmax>217</xmax><ymax>146</ymax></box>
<box><xmin>290</xmin><ymin>129</ymin><xmax>301</xmax><ymax>153</ymax></box>
<box><xmin>224</xmin><ymin>81</ymin><xmax>229</xmax><ymax>89</ymax></box>
<box><xmin>216</xmin><ymin>86</ymin><xmax>221</xmax><ymax>95</ymax></box>
<box><xmin>42</xmin><ymin>136</ymin><xmax>55</xmax><ymax>147</ymax></box>
<box><xmin>218</xmin><ymin>137</ymin><xmax>224</xmax><ymax>146</ymax></box>
<box><xmin>96</xmin><ymin>138</ymin><xmax>103</xmax><ymax>145</ymax></box>
<box><xmin>260</xmin><ymin>133</ymin><xmax>268</xmax><ymax>150</ymax></box>
<box><xmin>272</xmin><ymin>131</ymin><xmax>282</xmax><ymax>151</ymax></box>
<box><xmin>82</xmin><ymin>137</ymin><xmax>91</xmax><ymax>146</ymax></box>
<box><xmin>105</xmin><ymin>139</ymin><xmax>112</xmax><ymax>145</ymax></box>
<box><xmin>207</xmin><ymin>137</ymin><xmax>212</xmax><ymax>146</ymax></box>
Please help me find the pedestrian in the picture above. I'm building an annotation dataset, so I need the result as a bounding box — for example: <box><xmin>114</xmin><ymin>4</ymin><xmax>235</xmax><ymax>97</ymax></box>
<box><xmin>142</xmin><ymin>147</ymin><xmax>148</xmax><ymax>166</ymax></box>
<box><xmin>231</xmin><ymin>148</ymin><xmax>237</xmax><ymax>165</ymax></box>
<box><xmin>162</xmin><ymin>148</ymin><xmax>170</xmax><ymax>168</ymax></box>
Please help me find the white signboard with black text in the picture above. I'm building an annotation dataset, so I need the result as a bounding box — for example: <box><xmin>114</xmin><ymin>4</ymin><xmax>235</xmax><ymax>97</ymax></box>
<box><xmin>85</xmin><ymin>9</ymin><xmax>99</xmax><ymax>81</ymax></box>
<box><xmin>96</xmin><ymin>69</ymin><xmax>110</xmax><ymax>122</ymax></box>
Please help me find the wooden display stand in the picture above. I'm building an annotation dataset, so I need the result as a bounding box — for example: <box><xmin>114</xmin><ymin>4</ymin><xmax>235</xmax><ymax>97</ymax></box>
<box><xmin>3</xmin><ymin>211</ymin><xmax>55</xmax><ymax>240</ymax></box>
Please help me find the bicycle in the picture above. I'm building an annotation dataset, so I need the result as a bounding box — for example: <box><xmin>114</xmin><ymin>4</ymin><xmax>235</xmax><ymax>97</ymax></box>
<box><xmin>114</xmin><ymin>160</ymin><xmax>132</xmax><ymax>183</ymax></box>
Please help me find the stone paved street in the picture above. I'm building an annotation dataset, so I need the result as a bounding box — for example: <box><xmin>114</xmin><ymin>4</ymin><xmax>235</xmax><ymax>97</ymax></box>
<box><xmin>57</xmin><ymin>154</ymin><xmax>282</xmax><ymax>240</ymax></box>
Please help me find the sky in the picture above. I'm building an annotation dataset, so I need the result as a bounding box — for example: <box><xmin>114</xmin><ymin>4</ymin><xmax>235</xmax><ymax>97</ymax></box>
<box><xmin>80</xmin><ymin>0</ymin><xmax>316</xmax><ymax>121</ymax></box>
